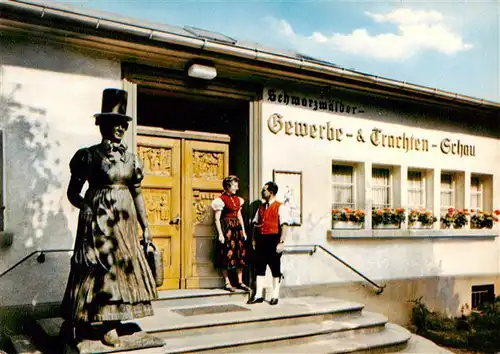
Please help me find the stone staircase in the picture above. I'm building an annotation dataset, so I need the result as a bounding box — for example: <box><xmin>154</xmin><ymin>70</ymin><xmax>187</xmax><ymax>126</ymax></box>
<box><xmin>9</xmin><ymin>289</ymin><xmax>433</xmax><ymax>354</ymax></box>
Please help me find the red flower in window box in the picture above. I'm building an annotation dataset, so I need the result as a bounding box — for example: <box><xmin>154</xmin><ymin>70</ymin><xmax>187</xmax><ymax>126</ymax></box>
<box><xmin>332</xmin><ymin>208</ymin><xmax>365</xmax><ymax>223</ymax></box>
<box><xmin>471</xmin><ymin>210</ymin><xmax>500</xmax><ymax>229</ymax></box>
<box><xmin>408</xmin><ymin>208</ymin><xmax>438</xmax><ymax>227</ymax></box>
<box><xmin>372</xmin><ymin>207</ymin><xmax>405</xmax><ymax>226</ymax></box>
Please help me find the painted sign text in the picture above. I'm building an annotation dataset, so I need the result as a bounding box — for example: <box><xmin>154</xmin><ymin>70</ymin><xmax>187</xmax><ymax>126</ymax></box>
<box><xmin>267</xmin><ymin>113</ymin><xmax>476</xmax><ymax>157</ymax></box>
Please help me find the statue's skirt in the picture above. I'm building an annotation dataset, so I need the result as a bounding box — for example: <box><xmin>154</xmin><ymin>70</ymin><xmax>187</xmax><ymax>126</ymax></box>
<box><xmin>61</xmin><ymin>185</ymin><xmax>158</xmax><ymax>323</ymax></box>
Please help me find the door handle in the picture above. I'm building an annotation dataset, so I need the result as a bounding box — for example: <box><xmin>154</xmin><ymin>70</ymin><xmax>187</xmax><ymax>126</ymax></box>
<box><xmin>170</xmin><ymin>214</ymin><xmax>181</xmax><ymax>225</ymax></box>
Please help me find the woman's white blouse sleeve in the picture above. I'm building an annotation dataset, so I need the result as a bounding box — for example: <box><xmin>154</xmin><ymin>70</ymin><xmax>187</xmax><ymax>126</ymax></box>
<box><xmin>211</xmin><ymin>198</ymin><xmax>225</xmax><ymax>211</ymax></box>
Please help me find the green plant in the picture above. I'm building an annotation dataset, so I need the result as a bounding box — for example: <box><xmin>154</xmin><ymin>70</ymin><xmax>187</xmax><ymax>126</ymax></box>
<box><xmin>408</xmin><ymin>208</ymin><xmax>438</xmax><ymax>226</ymax></box>
<box><xmin>409</xmin><ymin>297</ymin><xmax>500</xmax><ymax>353</ymax></box>
<box><xmin>332</xmin><ymin>208</ymin><xmax>365</xmax><ymax>223</ymax></box>
<box><xmin>372</xmin><ymin>207</ymin><xmax>405</xmax><ymax>225</ymax></box>
<box><xmin>467</xmin><ymin>298</ymin><xmax>500</xmax><ymax>353</ymax></box>
<box><xmin>409</xmin><ymin>296</ymin><xmax>431</xmax><ymax>334</ymax></box>
<box><xmin>470</xmin><ymin>210</ymin><xmax>500</xmax><ymax>229</ymax></box>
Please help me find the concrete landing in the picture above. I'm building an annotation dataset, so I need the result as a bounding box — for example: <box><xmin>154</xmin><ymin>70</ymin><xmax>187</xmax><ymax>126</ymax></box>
<box><xmin>401</xmin><ymin>333</ymin><xmax>455</xmax><ymax>354</ymax></box>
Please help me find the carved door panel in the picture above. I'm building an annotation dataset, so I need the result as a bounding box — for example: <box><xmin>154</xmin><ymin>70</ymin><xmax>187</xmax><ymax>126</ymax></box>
<box><xmin>137</xmin><ymin>135</ymin><xmax>181</xmax><ymax>290</ymax></box>
<box><xmin>183</xmin><ymin>140</ymin><xmax>229</xmax><ymax>288</ymax></box>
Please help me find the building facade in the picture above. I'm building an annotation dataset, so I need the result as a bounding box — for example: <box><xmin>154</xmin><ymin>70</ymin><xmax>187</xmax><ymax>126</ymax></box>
<box><xmin>0</xmin><ymin>0</ymin><xmax>499</xmax><ymax>330</ymax></box>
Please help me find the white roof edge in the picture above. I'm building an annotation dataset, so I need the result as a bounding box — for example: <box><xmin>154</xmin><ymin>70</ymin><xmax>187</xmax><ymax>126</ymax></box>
<box><xmin>2</xmin><ymin>0</ymin><xmax>500</xmax><ymax>110</ymax></box>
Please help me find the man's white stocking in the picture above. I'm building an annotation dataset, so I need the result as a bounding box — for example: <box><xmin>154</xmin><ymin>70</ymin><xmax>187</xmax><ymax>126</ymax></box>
<box><xmin>271</xmin><ymin>276</ymin><xmax>281</xmax><ymax>299</ymax></box>
<box><xmin>255</xmin><ymin>275</ymin><xmax>265</xmax><ymax>298</ymax></box>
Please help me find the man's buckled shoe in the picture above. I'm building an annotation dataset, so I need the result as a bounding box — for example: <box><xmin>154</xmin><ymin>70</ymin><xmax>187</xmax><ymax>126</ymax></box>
<box><xmin>238</xmin><ymin>283</ymin><xmax>251</xmax><ymax>292</ymax></box>
<box><xmin>247</xmin><ymin>296</ymin><xmax>264</xmax><ymax>304</ymax></box>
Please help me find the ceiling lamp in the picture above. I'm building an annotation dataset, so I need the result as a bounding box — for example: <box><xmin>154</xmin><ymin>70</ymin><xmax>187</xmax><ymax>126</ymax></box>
<box><xmin>187</xmin><ymin>63</ymin><xmax>217</xmax><ymax>80</ymax></box>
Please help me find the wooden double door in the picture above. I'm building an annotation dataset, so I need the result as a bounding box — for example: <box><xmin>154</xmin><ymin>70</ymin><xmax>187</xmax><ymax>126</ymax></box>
<box><xmin>137</xmin><ymin>131</ymin><xmax>229</xmax><ymax>289</ymax></box>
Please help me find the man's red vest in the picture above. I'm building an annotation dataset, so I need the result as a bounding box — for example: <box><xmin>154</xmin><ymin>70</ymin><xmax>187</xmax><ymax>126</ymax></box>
<box><xmin>258</xmin><ymin>201</ymin><xmax>281</xmax><ymax>235</ymax></box>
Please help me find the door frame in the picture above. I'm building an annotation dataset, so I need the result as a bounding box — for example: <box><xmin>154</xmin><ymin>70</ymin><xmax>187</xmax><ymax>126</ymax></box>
<box><xmin>124</xmin><ymin>76</ymin><xmax>263</xmax><ymax>288</ymax></box>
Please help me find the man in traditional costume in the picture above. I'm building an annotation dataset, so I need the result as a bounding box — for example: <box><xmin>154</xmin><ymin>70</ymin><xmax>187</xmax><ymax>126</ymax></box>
<box><xmin>248</xmin><ymin>181</ymin><xmax>290</xmax><ymax>305</ymax></box>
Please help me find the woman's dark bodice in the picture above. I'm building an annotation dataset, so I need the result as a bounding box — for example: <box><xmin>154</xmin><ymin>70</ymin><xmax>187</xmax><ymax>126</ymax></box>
<box><xmin>69</xmin><ymin>142</ymin><xmax>143</xmax><ymax>188</ymax></box>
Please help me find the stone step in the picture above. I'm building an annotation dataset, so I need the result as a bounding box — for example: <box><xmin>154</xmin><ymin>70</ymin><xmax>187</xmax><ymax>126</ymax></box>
<box><xmin>28</xmin><ymin>318</ymin><xmax>166</xmax><ymax>354</ymax></box>
<box><xmin>156</xmin><ymin>315</ymin><xmax>407</xmax><ymax>354</ymax></box>
<box><xmin>23</xmin><ymin>295</ymin><xmax>413</xmax><ymax>354</ymax></box>
<box><xmin>153</xmin><ymin>289</ymin><xmax>250</xmax><ymax>309</ymax></box>
<box><xmin>67</xmin><ymin>328</ymin><xmax>167</xmax><ymax>354</ymax></box>
<box><xmin>9</xmin><ymin>334</ymin><xmax>43</xmax><ymax>354</ymax></box>
<box><xmin>223</xmin><ymin>323</ymin><xmax>412</xmax><ymax>354</ymax></box>
<box><xmin>135</xmin><ymin>296</ymin><xmax>365</xmax><ymax>338</ymax></box>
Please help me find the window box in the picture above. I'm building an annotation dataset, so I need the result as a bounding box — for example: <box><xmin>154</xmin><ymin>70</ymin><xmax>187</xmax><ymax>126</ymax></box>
<box><xmin>373</xmin><ymin>223</ymin><xmax>401</xmax><ymax>229</ymax></box>
<box><xmin>441</xmin><ymin>223</ymin><xmax>465</xmax><ymax>230</ymax></box>
<box><xmin>372</xmin><ymin>207</ymin><xmax>405</xmax><ymax>229</ymax></box>
<box><xmin>332</xmin><ymin>208</ymin><xmax>366</xmax><ymax>229</ymax></box>
<box><xmin>328</xmin><ymin>228</ymin><xmax>498</xmax><ymax>239</ymax></box>
<box><xmin>440</xmin><ymin>208</ymin><xmax>469</xmax><ymax>229</ymax></box>
<box><xmin>409</xmin><ymin>222</ymin><xmax>433</xmax><ymax>229</ymax></box>
<box><xmin>470</xmin><ymin>210</ymin><xmax>500</xmax><ymax>229</ymax></box>
<box><xmin>408</xmin><ymin>209</ymin><xmax>437</xmax><ymax>229</ymax></box>
<box><xmin>333</xmin><ymin>221</ymin><xmax>364</xmax><ymax>229</ymax></box>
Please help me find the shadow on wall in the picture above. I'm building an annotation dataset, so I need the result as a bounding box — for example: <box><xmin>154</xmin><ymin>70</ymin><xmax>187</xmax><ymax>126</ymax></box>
<box><xmin>0</xmin><ymin>83</ymin><xmax>73</xmax><ymax>302</ymax></box>
<box><xmin>296</xmin><ymin>211</ymin><xmax>331</xmax><ymax>243</ymax></box>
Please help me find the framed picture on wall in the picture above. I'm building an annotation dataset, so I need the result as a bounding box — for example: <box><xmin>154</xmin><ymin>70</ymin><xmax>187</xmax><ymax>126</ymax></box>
<box><xmin>272</xmin><ymin>170</ymin><xmax>302</xmax><ymax>226</ymax></box>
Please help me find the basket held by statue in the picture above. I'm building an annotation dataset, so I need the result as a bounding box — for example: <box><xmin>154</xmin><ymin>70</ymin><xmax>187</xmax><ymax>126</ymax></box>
<box><xmin>145</xmin><ymin>242</ymin><xmax>164</xmax><ymax>287</ymax></box>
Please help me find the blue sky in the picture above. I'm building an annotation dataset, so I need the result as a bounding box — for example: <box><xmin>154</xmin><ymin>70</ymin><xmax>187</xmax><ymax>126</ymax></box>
<box><xmin>56</xmin><ymin>0</ymin><xmax>499</xmax><ymax>102</ymax></box>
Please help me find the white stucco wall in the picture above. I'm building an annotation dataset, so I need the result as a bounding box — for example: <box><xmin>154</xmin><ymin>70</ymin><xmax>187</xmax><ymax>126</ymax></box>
<box><xmin>0</xmin><ymin>37</ymin><xmax>122</xmax><ymax>306</ymax></box>
<box><xmin>260</xmin><ymin>87</ymin><xmax>500</xmax><ymax>287</ymax></box>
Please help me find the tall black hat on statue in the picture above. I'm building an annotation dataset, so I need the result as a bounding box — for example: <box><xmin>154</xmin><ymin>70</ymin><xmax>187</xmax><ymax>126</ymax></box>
<box><xmin>94</xmin><ymin>88</ymin><xmax>133</xmax><ymax>125</ymax></box>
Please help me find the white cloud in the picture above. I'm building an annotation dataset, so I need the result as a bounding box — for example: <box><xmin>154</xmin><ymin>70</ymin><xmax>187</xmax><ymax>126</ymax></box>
<box><xmin>277</xmin><ymin>19</ymin><xmax>295</xmax><ymax>36</ymax></box>
<box><xmin>365</xmin><ymin>8</ymin><xmax>444</xmax><ymax>25</ymax></box>
<box><xmin>270</xmin><ymin>8</ymin><xmax>473</xmax><ymax>61</ymax></box>
<box><xmin>310</xmin><ymin>32</ymin><xmax>328</xmax><ymax>43</ymax></box>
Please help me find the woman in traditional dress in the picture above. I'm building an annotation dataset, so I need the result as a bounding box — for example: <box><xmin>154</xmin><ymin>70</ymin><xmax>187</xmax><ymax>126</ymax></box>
<box><xmin>61</xmin><ymin>89</ymin><xmax>157</xmax><ymax>347</ymax></box>
<box><xmin>211</xmin><ymin>175</ymin><xmax>250</xmax><ymax>292</ymax></box>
